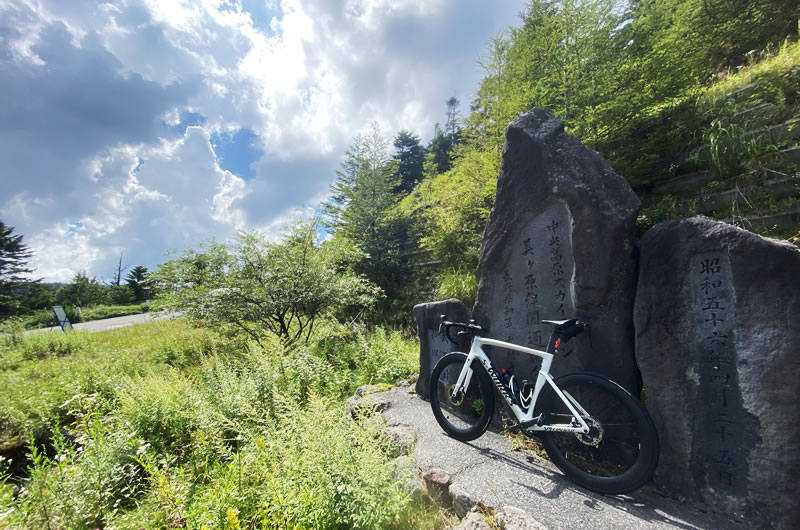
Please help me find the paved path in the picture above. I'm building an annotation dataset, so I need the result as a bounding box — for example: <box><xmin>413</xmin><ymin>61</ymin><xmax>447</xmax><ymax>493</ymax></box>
<box><xmin>371</xmin><ymin>387</ymin><xmax>738</xmax><ymax>530</ymax></box>
<box><xmin>29</xmin><ymin>311</ymin><xmax>180</xmax><ymax>334</ymax></box>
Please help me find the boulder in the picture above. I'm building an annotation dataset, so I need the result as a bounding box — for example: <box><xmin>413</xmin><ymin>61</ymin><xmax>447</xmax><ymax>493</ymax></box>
<box><xmin>635</xmin><ymin>216</ymin><xmax>800</xmax><ymax>528</ymax></box>
<box><xmin>422</xmin><ymin>467</ymin><xmax>452</xmax><ymax>508</ymax></box>
<box><xmin>414</xmin><ymin>299</ymin><xmax>471</xmax><ymax>398</ymax></box>
<box><xmin>472</xmin><ymin>108</ymin><xmax>641</xmax><ymax>392</ymax></box>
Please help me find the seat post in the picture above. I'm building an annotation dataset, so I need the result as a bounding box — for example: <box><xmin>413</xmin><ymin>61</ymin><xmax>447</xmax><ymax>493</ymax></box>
<box><xmin>545</xmin><ymin>328</ymin><xmax>560</xmax><ymax>354</ymax></box>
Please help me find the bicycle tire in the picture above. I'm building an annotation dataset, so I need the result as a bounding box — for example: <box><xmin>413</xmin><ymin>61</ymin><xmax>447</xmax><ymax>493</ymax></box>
<box><xmin>430</xmin><ymin>353</ymin><xmax>495</xmax><ymax>441</ymax></box>
<box><xmin>534</xmin><ymin>372</ymin><xmax>659</xmax><ymax>495</ymax></box>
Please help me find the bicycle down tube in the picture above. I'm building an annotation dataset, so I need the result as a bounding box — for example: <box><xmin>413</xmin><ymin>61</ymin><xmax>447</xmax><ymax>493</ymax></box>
<box><xmin>452</xmin><ymin>336</ymin><xmax>591</xmax><ymax>434</ymax></box>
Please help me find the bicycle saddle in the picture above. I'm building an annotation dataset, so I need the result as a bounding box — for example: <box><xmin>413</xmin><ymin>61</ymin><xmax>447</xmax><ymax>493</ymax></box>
<box><xmin>541</xmin><ymin>319</ymin><xmax>575</xmax><ymax>327</ymax></box>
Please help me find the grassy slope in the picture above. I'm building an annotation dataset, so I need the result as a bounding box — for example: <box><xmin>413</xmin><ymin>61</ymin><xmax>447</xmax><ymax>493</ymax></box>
<box><xmin>635</xmin><ymin>39</ymin><xmax>800</xmax><ymax>236</ymax></box>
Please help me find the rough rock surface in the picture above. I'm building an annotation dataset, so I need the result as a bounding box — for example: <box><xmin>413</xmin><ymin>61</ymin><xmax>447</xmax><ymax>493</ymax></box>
<box><xmin>494</xmin><ymin>506</ymin><xmax>549</xmax><ymax>530</ymax></box>
<box><xmin>634</xmin><ymin>216</ymin><xmax>800</xmax><ymax>528</ymax></box>
<box><xmin>344</xmin><ymin>385</ymin><xmax>391</xmax><ymax>419</ymax></box>
<box><xmin>472</xmin><ymin>108</ymin><xmax>641</xmax><ymax>392</ymax></box>
<box><xmin>384</xmin><ymin>424</ymin><xmax>416</xmax><ymax>458</ymax></box>
<box><xmin>414</xmin><ymin>299</ymin><xmax>471</xmax><ymax>398</ymax></box>
<box><xmin>423</xmin><ymin>468</ymin><xmax>452</xmax><ymax>508</ymax></box>
<box><xmin>452</xmin><ymin>512</ymin><xmax>493</xmax><ymax>530</ymax></box>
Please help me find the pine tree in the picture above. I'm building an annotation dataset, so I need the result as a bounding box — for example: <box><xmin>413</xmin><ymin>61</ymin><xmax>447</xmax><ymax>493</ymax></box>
<box><xmin>126</xmin><ymin>265</ymin><xmax>150</xmax><ymax>302</ymax></box>
<box><xmin>392</xmin><ymin>130</ymin><xmax>425</xmax><ymax>194</ymax></box>
<box><xmin>0</xmin><ymin>221</ymin><xmax>35</xmax><ymax>318</ymax></box>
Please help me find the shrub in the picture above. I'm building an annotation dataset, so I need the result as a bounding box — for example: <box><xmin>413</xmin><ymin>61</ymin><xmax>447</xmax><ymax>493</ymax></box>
<box><xmin>435</xmin><ymin>268</ymin><xmax>478</xmax><ymax>309</ymax></box>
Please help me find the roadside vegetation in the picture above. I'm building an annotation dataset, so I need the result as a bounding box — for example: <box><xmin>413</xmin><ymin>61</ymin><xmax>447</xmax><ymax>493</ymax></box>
<box><xmin>0</xmin><ymin>319</ymin><xmax>441</xmax><ymax>528</ymax></box>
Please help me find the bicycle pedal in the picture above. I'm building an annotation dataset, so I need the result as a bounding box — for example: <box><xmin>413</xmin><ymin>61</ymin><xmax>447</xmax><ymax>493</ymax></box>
<box><xmin>505</xmin><ymin>422</ymin><xmax>523</xmax><ymax>433</ymax></box>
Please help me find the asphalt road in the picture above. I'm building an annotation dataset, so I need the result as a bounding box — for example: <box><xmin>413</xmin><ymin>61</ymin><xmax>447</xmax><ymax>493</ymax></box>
<box><xmin>372</xmin><ymin>387</ymin><xmax>739</xmax><ymax>530</ymax></box>
<box><xmin>29</xmin><ymin>311</ymin><xmax>180</xmax><ymax>334</ymax></box>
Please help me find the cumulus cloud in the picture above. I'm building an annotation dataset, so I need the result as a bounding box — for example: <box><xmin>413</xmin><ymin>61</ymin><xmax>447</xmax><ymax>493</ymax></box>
<box><xmin>0</xmin><ymin>0</ymin><xmax>521</xmax><ymax>282</ymax></box>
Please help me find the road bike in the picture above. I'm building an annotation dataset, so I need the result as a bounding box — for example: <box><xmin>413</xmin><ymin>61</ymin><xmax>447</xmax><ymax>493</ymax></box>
<box><xmin>429</xmin><ymin>316</ymin><xmax>659</xmax><ymax>495</ymax></box>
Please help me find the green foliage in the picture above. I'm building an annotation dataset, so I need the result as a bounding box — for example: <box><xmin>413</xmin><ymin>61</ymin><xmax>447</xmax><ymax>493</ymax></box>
<box><xmin>435</xmin><ymin>268</ymin><xmax>479</xmax><ymax>309</ymax></box>
<box><xmin>402</xmin><ymin>146</ymin><xmax>499</xmax><ymax>270</ymax></box>
<box><xmin>108</xmin><ymin>284</ymin><xmax>135</xmax><ymax>305</ymax></box>
<box><xmin>125</xmin><ymin>265</ymin><xmax>150</xmax><ymax>302</ymax></box>
<box><xmin>0</xmin><ymin>318</ymin><xmax>438</xmax><ymax>529</ymax></box>
<box><xmin>56</xmin><ymin>271</ymin><xmax>109</xmax><ymax>308</ymax></box>
<box><xmin>704</xmin><ymin>121</ymin><xmax>766</xmax><ymax>178</ymax></box>
<box><xmin>636</xmin><ymin>195</ymin><xmax>694</xmax><ymax>236</ymax></box>
<box><xmin>392</xmin><ymin>129</ymin><xmax>425</xmax><ymax>194</ymax></box>
<box><xmin>0</xmin><ymin>220</ymin><xmax>36</xmax><ymax>320</ymax></box>
<box><xmin>152</xmin><ymin>222</ymin><xmax>381</xmax><ymax>346</ymax></box>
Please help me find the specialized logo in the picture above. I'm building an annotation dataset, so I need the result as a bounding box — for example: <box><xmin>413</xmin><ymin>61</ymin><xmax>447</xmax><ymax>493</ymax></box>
<box><xmin>484</xmin><ymin>362</ymin><xmax>516</xmax><ymax>404</ymax></box>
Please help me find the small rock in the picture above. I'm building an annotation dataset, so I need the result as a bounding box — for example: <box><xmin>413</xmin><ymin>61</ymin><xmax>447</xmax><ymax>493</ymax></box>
<box><xmin>450</xmin><ymin>485</ymin><xmax>476</xmax><ymax>519</ymax></box>
<box><xmin>422</xmin><ymin>468</ymin><xmax>452</xmax><ymax>508</ymax></box>
<box><xmin>384</xmin><ymin>424</ymin><xmax>416</xmax><ymax>458</ymax></box>
<box><xmin>451</xmin><ymin>512</ymin><xmax>492</xmax><ymax>530</ymax></box>
<box><xmin>495</xmin><ymin>506</ymin><xmax>549</xmax><ymax>530</ymax></box>
<box><xmin>355</xmin><ymin>384</ymin><xmax>380</xmax><ymax>397</ymax></box>
<box><xmin>391</xmin><ymin>456</ymin><xmax>424</xmax><ymax>497</ymax></box>
<box><xmin>345</xmin><ymin>393</ymin><xmax>390</xmax><ymax>420</ymax></box>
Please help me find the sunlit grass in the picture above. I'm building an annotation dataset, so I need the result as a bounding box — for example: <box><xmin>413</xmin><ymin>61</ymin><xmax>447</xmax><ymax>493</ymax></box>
<box><xmin>701</xmin><ymin>38</ymin><xmax>800</xmax><ymax>103</ymax></box>
<box><xmin>0</xmin><ymin>318</ymin><xmax>441</xmax><ymax>529</ymax></box>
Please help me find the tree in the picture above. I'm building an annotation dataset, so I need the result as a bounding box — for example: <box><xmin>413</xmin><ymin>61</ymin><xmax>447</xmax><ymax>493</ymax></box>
<box><xmin>0</xmin><ymin>221</ymin><xmax>36</xmax><ymax>319</ymax></box>
<box><xmin>109</xmin><ymin>285</ymin><xmax>135</xmax><ymax>305</ymax></box>
<box><xmin>125</xmin><ymin>265</ymin><xmax>150</xmax><ymax>302</ymax></box>
<box><xmin>426</xmin><ymin>98</ymin><xmax>464</xmax><ymax>175</ymax></box>
<box><xmin>426</xmin><ymin>126</ymin><xmax>455</xmax><ymax>175</ymax></box>
<box><xmin>324</xmin><ymin>124</ymin><xmax>419</xmax><ymax>321</ymax></box>
<box><xmin>56</xmin><ymin>271</ymin><xmax>108</xmax><ymax>308</ymax></box>
<box><xmin>445</xmin><ymin>96</ymin><xmax>461</xmax><ymax>140</ymax></box>
<box><xmin>110</xmin><ymin>251</ymin><xmax>128</xmax><ymax>286</ymax></box>
<box><xmin>323</xmin><ymin>132</ymin><xmax>369</xmax><ymax>230</ymax></box>
<box><xmin>392</xmin><ymin>130</ymin><xmax>425</xmax><ymax>194</ymax></box>
<box><xmin>467</xmin><ymin>32</ymin><xmax>511</xmax><ymax>153</ymax></box>
<box><xmin>152</xmin><ymin>222</ymin><xmax>381</xmax><ymax>346</ymax></box>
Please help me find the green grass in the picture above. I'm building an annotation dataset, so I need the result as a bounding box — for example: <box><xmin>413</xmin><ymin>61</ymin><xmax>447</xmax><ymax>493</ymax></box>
<box><xmin>701</xmin><ymin>38</ymin><xmax>800</xmax><ymax>104</ymax></box>
<box><xmin>0</xmin><ymin>318</ymin><xmax>443</xmax><ymax>529</ymax></box>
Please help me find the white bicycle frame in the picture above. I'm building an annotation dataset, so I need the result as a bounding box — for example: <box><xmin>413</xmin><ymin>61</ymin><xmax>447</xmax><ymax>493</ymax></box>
<box><xmin>452</xmin><ymin>336</ymin><xmax>591</xmax><ymax>434</ymax></box>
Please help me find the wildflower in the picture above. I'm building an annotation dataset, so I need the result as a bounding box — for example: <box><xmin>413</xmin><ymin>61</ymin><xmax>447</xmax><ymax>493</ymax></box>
<box><xmin>225</xmin><ymin>508</ymin><xmax>241</xmax><ymax>529</ymax></box>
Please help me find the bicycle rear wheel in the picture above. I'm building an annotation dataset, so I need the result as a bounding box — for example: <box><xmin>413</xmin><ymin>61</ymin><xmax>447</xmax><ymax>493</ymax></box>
<box><xmin>534</xmin><ymin>372</ymin><xmax>659</xmax><ymax>495</ymax></box>
<box><xmin>430</xmin><ymin>353</ymin><xmax>495</xmax><ymax>441</ymax></box>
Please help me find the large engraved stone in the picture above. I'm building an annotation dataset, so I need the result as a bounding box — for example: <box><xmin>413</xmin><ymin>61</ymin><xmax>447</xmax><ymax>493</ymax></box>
<box><xmin>635</xmin><ymin>216</ymin><xmax>800</xmax><ymax>528</ymax></box>
<box><xmin>472</xmin><ymin>108</ymin><xmax>641</xmax><ymax>392</ymax></box>
<box><xmin>414</xmin><ymin>299</ymin><xmax>470</xmax><ymax>399</ymax></box>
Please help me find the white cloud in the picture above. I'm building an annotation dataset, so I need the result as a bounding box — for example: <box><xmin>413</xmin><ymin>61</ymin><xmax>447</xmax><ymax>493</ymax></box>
<box><xmin>0</xmin><ymin>0</ymin><xmax>522</xmax><ymax>282</ymax></box>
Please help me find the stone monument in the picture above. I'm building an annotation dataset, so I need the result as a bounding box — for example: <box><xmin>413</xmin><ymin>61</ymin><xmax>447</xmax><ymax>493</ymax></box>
<box><xmin>635</xmin><ymin>216</ymin><xmax>800</xmax><ymax>528</ymax></box>
<box><xmin>472</xmin><ymin>108</ymin><xmax>641</xmax><ymax>392</ymax></box>
<box><xmin>414</xmin><ymin>299</ymin><xmax>471</xmax><ymax>399</ymax></box>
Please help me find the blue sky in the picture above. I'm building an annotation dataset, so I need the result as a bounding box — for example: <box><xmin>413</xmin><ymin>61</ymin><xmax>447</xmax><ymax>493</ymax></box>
<box><xmin>0</xmin><ymin>0</ymin><xmax>523</xmax><ymax>282</ymax></box>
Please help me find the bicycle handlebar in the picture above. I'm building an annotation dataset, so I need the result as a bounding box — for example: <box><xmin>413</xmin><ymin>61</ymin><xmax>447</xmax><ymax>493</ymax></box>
<box><xmin>438</xmin><ymin>315</ymin><xmax>488</xmax><ymax>344</ymax></box>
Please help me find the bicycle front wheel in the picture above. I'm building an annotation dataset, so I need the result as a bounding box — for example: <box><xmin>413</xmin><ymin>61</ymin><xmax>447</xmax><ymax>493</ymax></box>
<box><xmin>535</xmin><ymin>372</ymin><xmax>659</xmax><ymax>495</ymax></box>
<box><xmin>430</xmin><ymin>353</ymin><xmax>495</xmax><ymax>441</ymax></box>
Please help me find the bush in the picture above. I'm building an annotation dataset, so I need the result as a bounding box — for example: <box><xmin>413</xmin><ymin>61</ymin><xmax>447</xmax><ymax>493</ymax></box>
<box><xmin>435</xmin><ymin>268</ymin><xmax>478</xmax><ymax>309</ymax></box>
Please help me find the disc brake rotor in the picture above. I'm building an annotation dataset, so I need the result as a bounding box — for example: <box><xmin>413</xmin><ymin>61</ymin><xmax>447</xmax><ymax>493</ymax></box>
<box><xmin>576</xmin><ymin>419</ymin><xmax>604</xmax><ymax>447</ymax></box>
<box><xmin>447</xmin><ymin>384</ymin><xmax>464</xmax><ymax>406</ymax></box>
